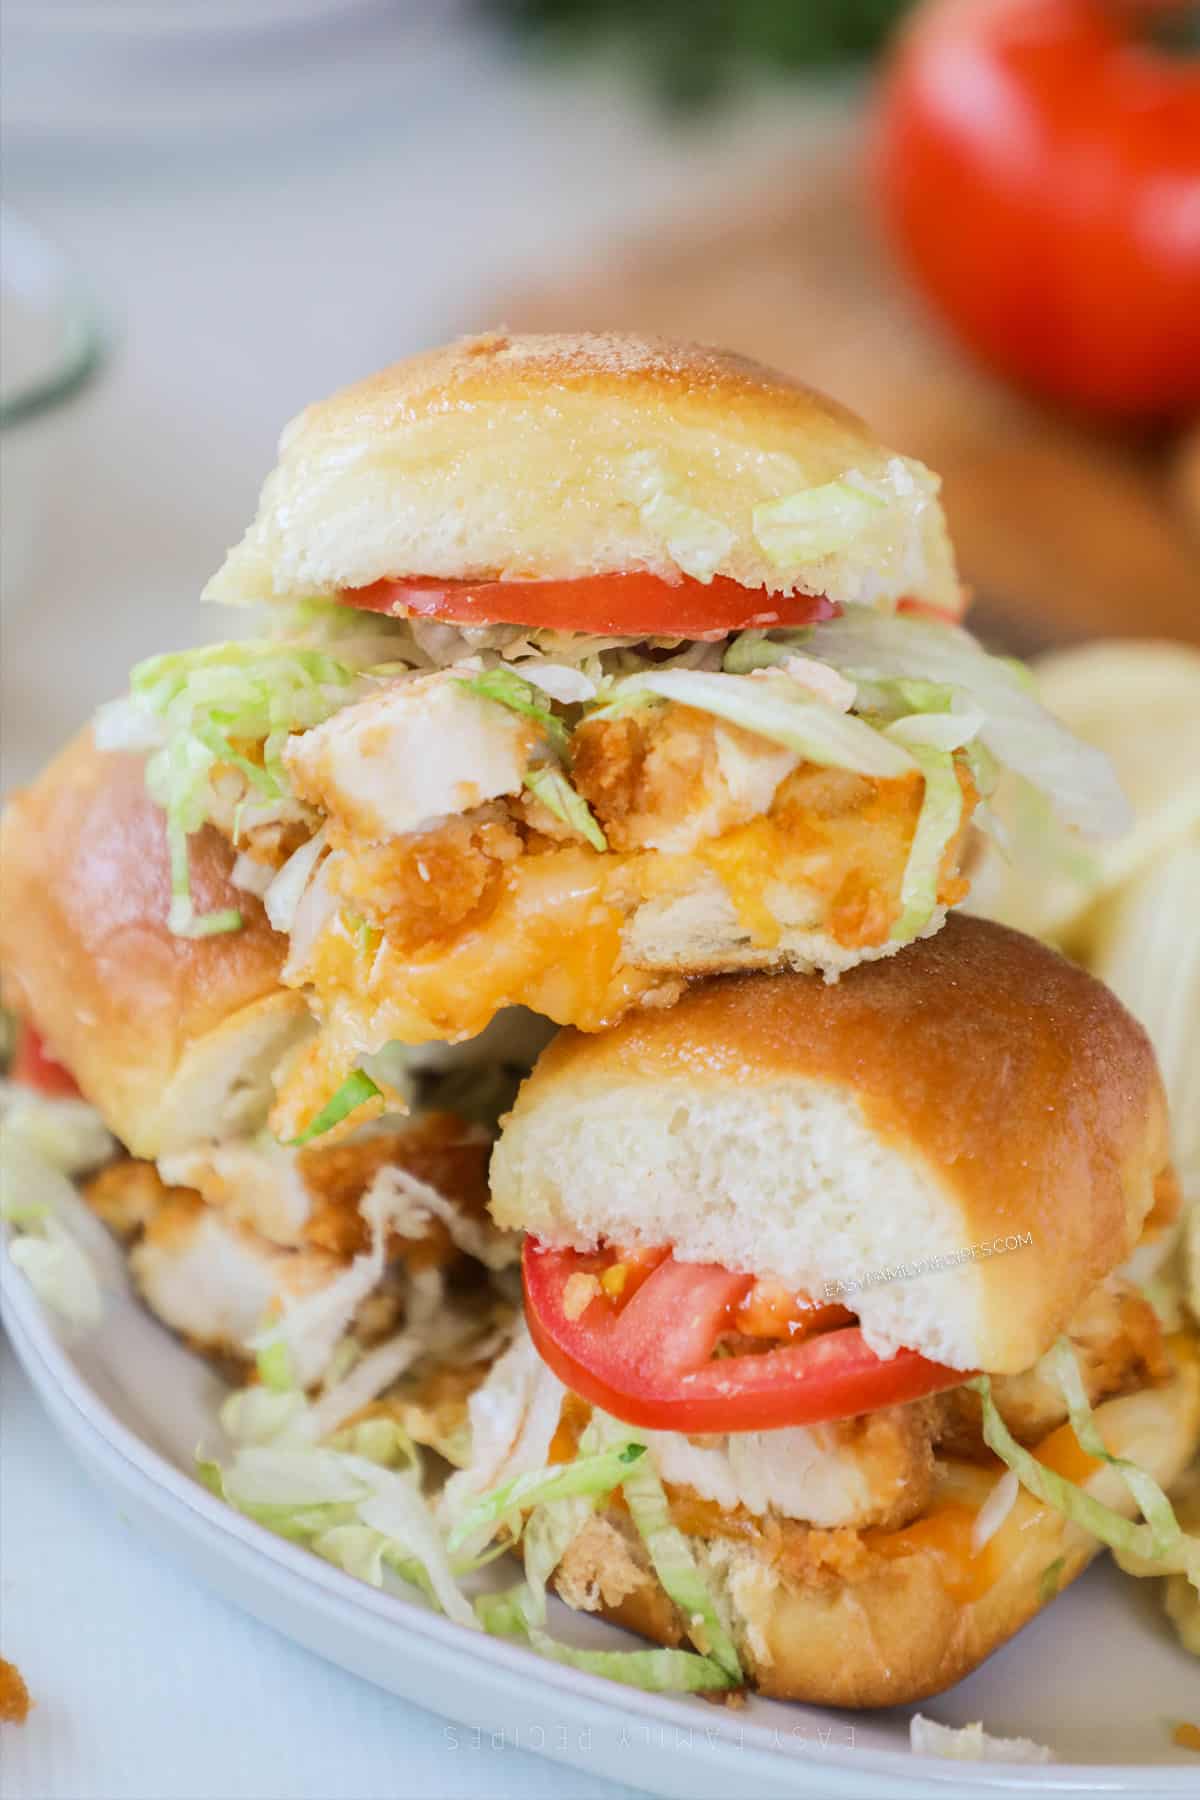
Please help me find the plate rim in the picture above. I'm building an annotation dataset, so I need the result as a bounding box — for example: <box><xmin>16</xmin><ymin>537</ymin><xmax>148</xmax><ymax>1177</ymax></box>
<box><xmin>2</xmin><ymin>1247</ymin><xmax>1195</xmax><ymax>1797</ymax></box>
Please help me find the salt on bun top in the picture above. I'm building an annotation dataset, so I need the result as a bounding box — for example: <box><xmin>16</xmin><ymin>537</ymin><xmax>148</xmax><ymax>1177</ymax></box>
<box><xmin>0</xmin><ymin>732</ymin><xmax>311</xmax><ymax>1158</ymax></box>
<box><xmin>490</xmin><ymin>915</ymin><xmax>1168</xmax><ymax>1375</ymax></box>
<box><xmin>204</xmin><ymin>332</ymin><xmax>963</xmax><ymax>619</ymax></box>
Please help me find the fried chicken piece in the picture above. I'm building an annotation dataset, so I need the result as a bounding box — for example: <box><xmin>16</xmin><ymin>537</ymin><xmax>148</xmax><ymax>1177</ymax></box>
<box><xmin>555</xmin><ymin>1516</ymin><xmax>649</xmax><ymax>1612</ymax></box>
<box><xmin>155</xmin><ymin>1115</ymin><xmax>493</xmax><ymax>1261</ymax></box>
<box><xmin>284</xmin><ymin>671</ymin><xmax>535</xmax><ymax>843</ymax></box>
<box><xmin>572</xmin><ymin>706</ymin><xmax>798</xmax><ymax>856</ymax></box>
<box><xmin>330</xmin><ymin>808</ymin><xmax>522</xmax><ymax>951</ymax></box>
<box><xmin>938</xmin><ymin>1278</ymin><xmax>1169</xmax><ymax>1458</ymax></box>
<box><xmin>300</xmin><ymin>1114</ymin><xmax>492</xmax><ymax>1264</ymax></box>
<box><xmin>85</xmin><ymin>1158</ymin><xmax>174</xmax><ymax>1242</ymax></box>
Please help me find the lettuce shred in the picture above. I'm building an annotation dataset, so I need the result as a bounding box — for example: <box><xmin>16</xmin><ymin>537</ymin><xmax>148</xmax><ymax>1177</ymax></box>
<box><xmin>100</xmin><ymin>642</ymin><xmax>362</xmax><ymax>936</ymax></box>
<box><xmin>285</xmin><ymin>1069</ymin><xmax>382</xmax><ymax>1147</ymax></box>
<box><xmin>203</xmin><ymin>1341</ymin><xmax>740</xmax><ymax>1696</ymax></box>
<box><xmin>522</xmin><ymin>766</ymin><xmax>607</xmax><ymax>851</ymax></box>
<box><xmin>971</xmin><ymin>1342</ymin><xmax>1200</xmax><ymax>1590</ymax></box>
<box><xmin>1</xmin><ymin>1103</ymin><xmax>108</xmax><ymax>1328</ymax></box>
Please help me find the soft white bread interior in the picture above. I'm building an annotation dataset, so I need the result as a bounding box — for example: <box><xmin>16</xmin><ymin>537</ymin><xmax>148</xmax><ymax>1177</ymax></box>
<box><xmin>203</xmin><ymin>332</ymin><xmax>963</xmax><ymax>618</ymax></box>
<box><xmin>0</xmin><ymin>732</ymin><xmax>312</xmax><ymax>1158</ymax></box>
<box><xmin>565</xmin><ymin>1335</ymin><xmax>1200</xmax><ymax>1708</ymax></box>
<box><xmin>490</xmin><ymin>915</ymin><xmax>1169</xmax><ymax>1373</ymax></box>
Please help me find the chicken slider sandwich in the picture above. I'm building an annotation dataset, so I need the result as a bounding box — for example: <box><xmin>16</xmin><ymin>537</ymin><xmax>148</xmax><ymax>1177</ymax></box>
<box><xmin>443</xmin><ymin>915</ymin><xmax>1200</xmax><ymax>1706</ymax></box>
<box><xmin>0</xmin><ymin>732</ymin><xmax>515</xmax><ymax>1398</ymax></box>
<box><xmin>94</xmin><ymin>333</ymin><xmax>1125</xmax><ymax>1141</ymax></box>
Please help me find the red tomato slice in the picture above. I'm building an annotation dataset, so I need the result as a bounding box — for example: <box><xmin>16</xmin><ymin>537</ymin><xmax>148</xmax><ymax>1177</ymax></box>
<box><xmin>524</xmin><ymin>1242</ymin><xmax>968</xmax><ymax>1433</ymax></box>
<box><xmin>11</xmin><ymin>1023</ymin><xmax>81</xmax><ymax>1098</ymax></box>
<box><xmin>339</xmin><ymin>573</ymin><xmax>840</xmax><ymax>637</ymax></box>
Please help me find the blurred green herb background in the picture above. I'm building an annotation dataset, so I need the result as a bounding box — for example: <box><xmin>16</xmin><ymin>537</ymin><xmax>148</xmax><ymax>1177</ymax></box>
<box><xmin>486</xmin><ymin>0</ymin><xmax>917</xmax><ymax>108</ymax></box>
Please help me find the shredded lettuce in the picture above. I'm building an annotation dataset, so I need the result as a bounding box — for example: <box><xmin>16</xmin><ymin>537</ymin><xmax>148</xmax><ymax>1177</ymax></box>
<box><xmin>446</xmin><ymin>1443</ymin><xmax>647</xmax><ymax>1556</ymax></box>
<box><xmin>597</xmin><ymin>669</ymin><xmax>915</xmax><ymax>779</ymax></box>
<box><xmin>1046</xmin><ymin>1339</ymin><xmax>1193</xmax><ymax>1569</ymax></box>
<box><xmin>753</xmin><ymin>480</ymin><xmax>886</xmax><ymax>567</ymax></box>
<box><xmin>205</xmin><ymin>1322</ymin><xmax>739</xmax><ymax>1694</ymax></box>
<box><xmin>1</xmin><ymin>1128</ymin><xmax>103</xmax><ymax>1328</ymax></box>
<box><xmin>886</xmin><ymin>709</ymin><xmax>984</xmax><ymax>752</ymax></box>
<box><xmin>477</xmin><ymin>1591</ymin><xmax>734</xmax><ymax>1693</ymax></box>
<box><xmin>614</xmin><ymin>1432</ymin><xmax>742</xmax><ymax>1679</ymax></box>
<box><xmin>256</xmin><ymin>1339</ymin><xmax>295</xmax><ymax>1394</ymax></box>
<box><xmin>892</xmin><ymin>745</ymin><xmax>963</xmax><ymax>941</ymax></box>
<box><xmin>474</xmin><ymin>1490</ymin><xmax>735</xmax><ymax>1693</ymax></box>
<box><xmin>520</xmin><ymin>1497</ymin><xmax>596</xmax><ymax>1626</ymax></box>
<box><xmin>971</xmin><ymin>1345</ymin><xmax>1200</xmax><ymax>1588</ymax></box>
<box><xmin>285</xmin><ymin>1069</ymin><xmax>381</xmax><ymax>1148</ymax></box>
<box><xmin>0</xmin><ymin>1083</ymin><xmax>115</xmax><ymax>1176</ymax></box>
<box><xmin>201</xmin><ymin>1407</ymin><xmax>477</xmax><ymax>1624</ymax></box>
<box><xmin>523</xmin><ymin>766</ymin><xmax>607</xmax><ymax>851</ymax></box>
<box><xmin>515</xmin><ymin>664</ymin><xmax>598</xmax><ymax>705</ymax></box>
<box><xmin>455</xmin><ymin>668</ymin><xmax>569</xmax><ymax>757</ymax></box>
<box><xmin>264</xmin><ymin>829</ymin><xmax>327</xmax><ymax>935</ymax></box>
<box><xmin>801</xmin><ymin>612</ymin><xmax>1130</xmax><ymax>838</ymax></box>
<box><xmin>99</xmin><ymin>641</ymin><xmax>361</xmax><ymax>935</ymax></box>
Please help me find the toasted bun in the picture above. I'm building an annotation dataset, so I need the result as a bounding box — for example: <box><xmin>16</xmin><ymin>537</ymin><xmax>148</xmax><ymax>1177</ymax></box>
<box><xmin>491</xmin><ymin>915</ymin><xmax>1168</xmax><ymax>1372</ymax></box>
<box><xmin>0</xmin><ymin>731</ymin><xmax>312</xmax><ymax>1157</ymax></box>
<box><xmin>574</xmin><ymin>1336</ymin><xmax>1200</xmax><ymax>1708</ymax></box>
<box><xmin>204</xmin><ymin>332</ymin><xmax>962</xmax><ymax>618</ymax></box>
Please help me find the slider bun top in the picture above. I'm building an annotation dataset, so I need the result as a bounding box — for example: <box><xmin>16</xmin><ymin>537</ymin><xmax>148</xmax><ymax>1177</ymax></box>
<box><xmin>491</xmin><ymin>914</ymin><xmax>1168</xmax><ymax>1374</ymax></box>
<box><xmin>0</xmin><ymin>732</ymin><xmax>311</xmax><ymax>1158</ymax></box>
<box><xmin>204</xmin><ymin>331</ymin><xmax>962</xmax><ymax>619</ymax></box>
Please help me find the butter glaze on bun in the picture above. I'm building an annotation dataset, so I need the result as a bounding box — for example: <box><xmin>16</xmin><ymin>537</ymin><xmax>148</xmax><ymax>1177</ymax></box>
<box><xmin>204</xmin><ymin>332</ymin><xmax>962</xmax><ymax>618</ymax></box>
<box><xmin>491</xmin><ymin>914</ymin><xmax>1169</xmax><ymax>1373</ymax></box>
<box><xmin>0</xmin><ymin>732</ymin><xmax>311</xmax><ymax>1157</ymax></box>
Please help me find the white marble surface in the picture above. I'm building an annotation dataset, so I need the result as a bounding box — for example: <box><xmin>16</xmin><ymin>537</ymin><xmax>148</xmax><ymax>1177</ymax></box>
<box><xmin>0</xmin><ymin>22</ymin><xmax>816</xmax><ymax>1798</ymax></box>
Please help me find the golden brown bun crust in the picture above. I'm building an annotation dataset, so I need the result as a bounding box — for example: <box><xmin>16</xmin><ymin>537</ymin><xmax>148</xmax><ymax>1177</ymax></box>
<box><xmin>312</xmin><ymin>332</ymin><xmax>872</xmax><ymax>438</ymax></box>
<box><xmin>500</xmin><ymin>914</ymin><xmax>1168</xmax><ymax>1371</ymax></box>
<box><xmin>204</xmin><ymin>331</ymin><xmax>962</xmax><ymax>617</ymax></box>
<box><xmin>581</xmin><ymin>1335</ymin><xmax>1200</xmax><ymax>1708</ymax></box>
<box><xmin>0</xmin><ymin>731</ymin><xmax>310</xmax><ymax>1156</ymax></box>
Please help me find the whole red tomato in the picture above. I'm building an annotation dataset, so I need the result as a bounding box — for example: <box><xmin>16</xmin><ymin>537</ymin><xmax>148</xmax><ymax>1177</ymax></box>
<box><xmin>876</xmin><ymin>0</ymin><xmax>1200</xmax><ymax>422</ymax></box>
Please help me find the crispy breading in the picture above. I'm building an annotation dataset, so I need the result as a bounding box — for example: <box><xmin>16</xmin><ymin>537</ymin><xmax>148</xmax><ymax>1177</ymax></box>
<box><xmin>299</xmin><ymin>1114</ymin><xmax>492</xmax><ymax>1265</ymax></box>
<box><xmin>555</xmin><ymin>1516</ymin><xmax>650</xmax><ymax>1612</ymax></box>
<box><xmin>98</xmin><ymin>1115</ymin><xmax>492</xmax><ymax>1270</ymax></box>
<box><xmin>364</xmin><ymin>1353</ymin><xmax>499</xmax><ymax>1460</ymax></box>
<box><xmin>660</xmin><ymin>1397</ymin><xmax>942</xmax><ymax>1537</ymax></box>
<box><xmin>329</xmin><ymin>807</ymin><xmax>522</xmax><ymax>951</ymax></box>
<box><xmin>939</xmin><ymin>1279</ymin><xmax>1169</xmax><ymax>1458</ymax></box>
<box><xmin>571</xmin><ymin>709</ymin><xmax>708</xmax><ymax>850</ymax></box>
<box><xmin>572</xmin><ymin>706</ymin><xmax>803</xmax><ymax>857</ymax></box>
<box><xmin>85</xmin><ymin>1158</ymin><xmax>182</xmax><ymax>1242</ymax></box>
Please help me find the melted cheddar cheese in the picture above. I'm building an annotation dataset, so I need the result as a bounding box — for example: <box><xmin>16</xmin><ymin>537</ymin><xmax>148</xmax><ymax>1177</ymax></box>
<box><xmin>278</xmin><ymin>757</ymin><xmax>977</xmax><ymax>1088</ymax></box>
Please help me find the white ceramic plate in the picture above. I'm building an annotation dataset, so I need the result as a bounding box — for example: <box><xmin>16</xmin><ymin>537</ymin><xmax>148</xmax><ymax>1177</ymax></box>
<box><xmin>2</xmin><ymin>1218</ymin><xmax>1198</xmax><ymax>1799</ymax></box>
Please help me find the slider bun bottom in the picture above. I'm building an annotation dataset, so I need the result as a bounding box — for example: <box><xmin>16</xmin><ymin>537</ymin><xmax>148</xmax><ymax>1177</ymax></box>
<box><xmin>567</xmin><ymin>1338</ymin><xmax>1200</xmax><ymax>1709</ymax></box>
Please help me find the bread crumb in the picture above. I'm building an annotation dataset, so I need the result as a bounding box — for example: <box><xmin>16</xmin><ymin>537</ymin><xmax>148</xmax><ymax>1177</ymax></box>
<box><xmin>0</xmin><ymin>1658</ymin><xmax>32</xmax><ymax>1724</ymax></box>
<box><xmin>554</xmin><ymin>1517</ymin><xmax>646</xmax><ymax>1612</ymax></box>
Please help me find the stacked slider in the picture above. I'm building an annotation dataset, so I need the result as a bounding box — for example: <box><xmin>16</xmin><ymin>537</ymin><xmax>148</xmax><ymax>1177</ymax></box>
<box><xmin>462</xmin><ymin>920</ymin><xmax>1198</xmax><ymax>1703</ymax></box>
<box><xmin>0</xmin><ymin>732</ymin><xmax>517</xmax><ymax>1412</ymax></box>
<box><xmin>98</xmin><ymin>334</ymin><xmax>1126</xmax><ymax>1142</ymax></box>
<box><xmin>11</xmin><ymin>332</ymin><xmax>1197</xmax><ymax>1704</ymax></box>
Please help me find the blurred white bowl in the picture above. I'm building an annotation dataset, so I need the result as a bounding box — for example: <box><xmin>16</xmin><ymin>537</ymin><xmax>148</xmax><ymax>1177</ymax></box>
<box><xmin>1</xmin><ymin>211</ymin><xmax>104</xmax><ymax>631</ymax></box>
